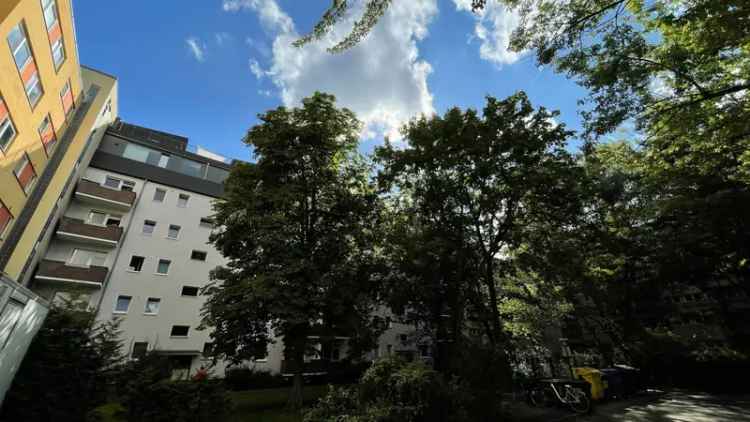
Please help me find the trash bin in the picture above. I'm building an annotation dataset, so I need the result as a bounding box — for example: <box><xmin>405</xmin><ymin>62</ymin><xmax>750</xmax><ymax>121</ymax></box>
<box><xmin>574</xmin><ymin>367</ymin><xmax>605</xmax><ymax>400</ymax></box>
<box><xmin>614</xmin><ymin>364</ymin><xmax>641</xmax><ymax>396</ymax></box>
<box><xmin>600</xmin><ymin>368</ymin><xmax>625</xmax><ymax>400</ymax></box>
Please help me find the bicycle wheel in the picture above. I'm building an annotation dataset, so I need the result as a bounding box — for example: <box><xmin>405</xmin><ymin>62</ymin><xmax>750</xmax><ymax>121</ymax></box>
<box><xmin>567</xmin><ymin>387</ymin><xmax>591</xmax><ymax>414</ymax></box>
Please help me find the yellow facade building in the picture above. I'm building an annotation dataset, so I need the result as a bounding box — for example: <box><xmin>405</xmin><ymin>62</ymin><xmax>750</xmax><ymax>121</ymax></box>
<box><xmin>0</xmin><ymin>0</ymin><xmax>118</xmax><ymax>285</ymax></box>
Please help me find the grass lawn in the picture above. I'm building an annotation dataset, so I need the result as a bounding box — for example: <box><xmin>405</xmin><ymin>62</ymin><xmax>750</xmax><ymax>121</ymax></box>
<box><xmin>96</xmin><ymin>385</ymin><xmax>331</xmax><ymax>422</ymax></box>
<box><xmin>227</xmin><ymin>385</ymin><xmax>330</xmax><ymax>422</ymax></box>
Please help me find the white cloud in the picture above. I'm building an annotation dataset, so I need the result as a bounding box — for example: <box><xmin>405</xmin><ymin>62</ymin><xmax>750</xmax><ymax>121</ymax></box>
<box><xmin>215</xmin><ymin>32</ymin><xmax>232</xmax><ymax>45</ymax></box>
<box><xmin>258</xmin><ymin>89</ymin><xmax>274</xmax><ymax>97</ymax></box>
<box><xmin>249</xmin><ymin>58</ymin><xmax>265</xmax><ymax>79</ymax></box>
<box><xmin>186</xmin><ymin>37</ymin><xmax>206</xmax><ymax>62</ymax></box>
<box><xmin>246</xmin><ymin>37</ymin><xmax>271</xmax><ymax>58</ymax></box>
<box><xmin>453</xmin><ymin>0</ymin><xmax>526</xmax><ymax>67</ymax></box>
<box><xmin>223</xmin><ymin>0</ymin><xmax>437</xmax><ymax>141</ymax></box>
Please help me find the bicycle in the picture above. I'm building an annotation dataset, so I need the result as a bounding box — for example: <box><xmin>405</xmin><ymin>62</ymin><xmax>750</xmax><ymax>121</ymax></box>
<box><xmin>527</xmin><ymin>378</ymin><xmax>592</xmax><ymax>414</ymax></box>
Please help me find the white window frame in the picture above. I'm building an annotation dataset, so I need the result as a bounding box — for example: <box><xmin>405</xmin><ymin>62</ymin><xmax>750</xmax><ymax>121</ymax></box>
<box><xmin>155</xmin><ymin>258</ymin><xmax>171</xmax><ymax>275</ymax></box>
<box><xmin>14</xmin><ymin>154</ymin><xmax>37</xmax><ymax>194</ymax></box>
<box><xmin>199</xmin><ymin>217</ymin><xmax>214</xmax><ymax>228</ymax></box>
<box><xmin>166</xmin><ymin>224</ymin><xmax>181</xmax><ymax>240</ymax></box>
<box><xmin>127</xmin><ymin>255</ymin><xmax>145</xmax><ymax>272</ymax></box>
<box><xmin>25</xmin><ymin>72</ymin><xmax>43</xmax><ymax>107</ymax></box>
<box><xmin>177</xmin><ymin>194</ymin><xmax>190</xmax><ymax>208</ymax></box>
<box><xmin>41</xmin><ymin>0</ymin><xmax>58</xmax><ymax>30</ymax></box>
<box><xmin>153</xmin><ymin>188</ymin><xmax>166</xmax><ymax>202</ymax></box>
<box><xmin>113</xmin><ymin>295</ymin><xmax>132</xmax><ymax>314</ymax></box>
<box><xmin>0</xmin><ymin>112</ymin><xmax>16</xmax><ymax>152</ymax></box>
<box><xmin>68</xmin><ymin>248</ymin><xmax>106</xmax><ymax>268</ymax></box>
<box><xmin>8</xmin><ymin>24</ymin><xmax>32</xmax><ymax>71</ymax></box>
<box><xmin>131</xmin><ymin>341</ymin><xmax>148</xmax><ymax>359</ymax></box>
<box><xmin>87</xmin><ymin>210</ymin><xmax>121</xmax><ymax>227</ymax></box>
<box><xmin>158</xmin><ymin>153</ymin><xmax>170</xmax><ymax>168</ymax></box>
<box><xmin>0</xmin><ymin>201</ymin><xmax>13</xmax><ymax>239</ymax></box>
<box><xmin>144</xmin><ymin>298</ymin><xmax>160</xmax><ymax>315</ymax></box>
<box><xmin>142</xmin><ymin>220</ymin><xmax>156</xmax><ymax>236</ymax></box>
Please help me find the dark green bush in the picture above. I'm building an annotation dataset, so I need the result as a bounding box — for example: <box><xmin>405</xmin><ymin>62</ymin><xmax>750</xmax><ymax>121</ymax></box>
<box><xmin>123</xmin><ymin>379</ymin><xmax>231</xmax><ymax>422</ymax></box>
<box><xmin>224</xmin><ymin>366</ymin><xmax>286</xmax><ymax>390</ymax></box>
<box><xmin>116</xmin><ymin>352</ymin><xmax>231</xmax><ymax>421</ymax></box>
<box><xmin>304</xmin><ymin>357</ymin><xmax>468</xmax><ymax>422</ymax></box>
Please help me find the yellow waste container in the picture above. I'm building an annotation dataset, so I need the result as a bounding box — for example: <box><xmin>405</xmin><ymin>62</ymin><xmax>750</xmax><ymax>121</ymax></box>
<box><xmin>574</xmin><ymin>367</ymin><xmax>605</xmax><ymax>400</ymax></box>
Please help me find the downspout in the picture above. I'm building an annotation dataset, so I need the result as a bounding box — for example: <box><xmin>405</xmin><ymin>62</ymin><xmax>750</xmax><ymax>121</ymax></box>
<box><xmin>94</xmin><ymin>180</ymin><xmax>148</xmax><ymax>319</ymax></box>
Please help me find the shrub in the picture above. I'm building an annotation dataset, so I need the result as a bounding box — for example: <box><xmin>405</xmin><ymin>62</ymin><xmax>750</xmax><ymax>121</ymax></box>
<box><xmin>117</xmin><ymin>352</ymin><xmax>231</xmax><ymax>421</ymax></box>
<box><xmin>1</xmin><ymin>303</ymin><xmax>123</xmax><ymax>422</ymax></box>
<box><xmin>124</xmin><ymin>379</ymin><xmax>231</xmax><ymax>422</ymax></box>
<box><xmin>224</xmin><ymin>366</ymin><xmax>286</xmax><ymax>390</ymax></box>
<box><xmin>304</xmin><ymin>357</ymin><xmax>468</xmax><ymax>422</ymax></box>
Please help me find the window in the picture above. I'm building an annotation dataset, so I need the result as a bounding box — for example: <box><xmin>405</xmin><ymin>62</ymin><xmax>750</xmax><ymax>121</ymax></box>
<box><xmin>153</xmin><ymin>188</ymin><xmax>166</xmax><ymax>202</ymax></box>
<box><xmin>170</xmin><ymin>325</ymin><xmax>189</xmax><ymax>337</ymax></box>
<box><xmin>69</xmin><ymin>249</ymin><xmax>106</xmax><ymax>267</ymax></box>
<box><xmin>114</xmin><ymin>295</ymin><xmax>131</xmax><ymax>313</ymax></box>
<box><xmin>144</xmin><ymin>298</ymin><xmax>160</xmax><ymax>315</ymax></box>
<box><xmin>38</xmin><ymin>115</ymin><xmax>56</xmax><ymax>154</ymax></box>
<box><xmin>8</xmin><ymin>23</ymin><xmax>44</xmax><ymax>108</ymax></box>
<box><xmin>142</xmin><ymin>220</ymin><xmax>156</xmax><ymax>235</ymax></box>
<box><xmin>199</xmin><ymin>217</ymin><xmax>214</xmax><ymax>228</ymax></box>
<box><xmin>128</xmin><ymin>255</ymin><xmax>144</xmax><ymax>272</ymax></box>
<box><xmin>0</xmin><ymin>201</ymin><xmax>13</xmax><ymax>238</ymax></box>
<box><xmin>88</xmin><ymin>211</ymin><xmax>107</xmax><ymax>225</ymax></box>
<box><xmin>131</xmin><ymin>342</ymin><xmax>148</xmax><ymax>359</ymax></box>
<box><xmin>121</xmin><ymin>180</ymin><xmax>135</xmax><ymax>192</ymax></box>
<box><xmin>0</xmin><ymin>97</ymin><xmax>17</xmax><ymax>152</ymax></box>
<box><xmin>60</xmin><ymin>80</ymin><xmax>74</xmax><ymax>116</ymax></box>
<box><xmin>14</xmin><ymin>153</ymin><xmax>37</xmax><ymax>194</ymax></box>
<box><xmin>181</xmin><ymin>286</ymin><xmax>199</xmax><ymax>297</ymax></box>
<box><xmin>103</xmin><ymin>176</ymin><xmax>121</xmax><ymax>189</ymax></box>
<box><xmin>105</xmin><ymin>216</ymin><xmax>121</xmax><ymax>227</ymax></box>
<box><xmin>202</xmin><ymin>342</ymin><xmax>214</xmax><ymax>357</ymax></box>
<box><xmin>42</xmin><ymin>0</ymin><xmax>65</xmax><ymax>69</ymax></box>
<box><xmin>158</xmin><ymin>153</ymin><xmax>170</xmax><ymax>168</ymax></box>
<box><xmin>8</xmin><ymin>23</ymin><xmax>31</xmax><ymax>68</ymax></box>
<box><xmin>190</xmin><ymin>250</ymin><xmax>207</xmax><ymax>261</ymax></box>
<box><xmin>167</xmin><ymin>224</ymin><xmax>181</xmax><ymax>239</ymax></box>
<box><xmin>177</xmin><ymin>194</ymin><xmax>189</xmax><ymax>208</ymax></box>
<box><xmin>0</xmin><ymin>299</ymin><xmax>24</xmax><ymax>351</ymax></box>
<box><xmin>41</xmin><ymin>0</ymin><xmax>58</xmax><ymax>29</ymax></box>
<box><xmin>156</xmin><ymin>259</ymin><xmax>171</xmax><ymax>275</ymax></box>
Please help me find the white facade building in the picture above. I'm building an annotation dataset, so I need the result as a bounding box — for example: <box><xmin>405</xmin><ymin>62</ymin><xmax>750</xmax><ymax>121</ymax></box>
<box><xmin>33</xmin><ymin>120</ymin><xmax>422</xmax><ymax>378</ymax></box>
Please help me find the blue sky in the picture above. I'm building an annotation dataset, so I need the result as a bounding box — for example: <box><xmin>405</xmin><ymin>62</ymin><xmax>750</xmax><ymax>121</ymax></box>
<box><xmin>74</xmin><ymin>0</ymin><xmax>588</xmax><ymax>161</ymax></box>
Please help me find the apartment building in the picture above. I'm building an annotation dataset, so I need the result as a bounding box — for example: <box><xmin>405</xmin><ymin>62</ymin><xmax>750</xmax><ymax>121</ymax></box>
<box><xmin>30</xmin><ymin>119</ymin><xmax>420</xmax><ymax>378</ymax></box>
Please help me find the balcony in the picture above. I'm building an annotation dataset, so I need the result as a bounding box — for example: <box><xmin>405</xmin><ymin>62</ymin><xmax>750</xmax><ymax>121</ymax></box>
<box><xmin>35</xmin><ymin>260</ymin><xmax>107</xmax><ymax>288</ymax></box>
<box><xmin>56</xmin><ymin>217</ymin><xmax>123</xmax><ymax>248</ymax></box>
<box><xmin>75</xmin><ymin>179</ymin><xmax>135</xmax><ymax>210</ymax></box>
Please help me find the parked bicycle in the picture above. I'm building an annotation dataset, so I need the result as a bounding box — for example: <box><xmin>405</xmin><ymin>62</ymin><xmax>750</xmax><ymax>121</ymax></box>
<box><xmin>526</xmin><ymin>378</ymin><xmax>592</xmax><ymax>414</ymax></box>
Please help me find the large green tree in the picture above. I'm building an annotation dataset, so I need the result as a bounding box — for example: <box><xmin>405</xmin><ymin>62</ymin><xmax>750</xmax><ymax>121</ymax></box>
<box><xmin>376</xmin><ymin>92</ymin><xmax>583</xmax><ymax>379</ymax></box>
<box><xmin>200</xmin><ymin>92</ymin><xmax>383</xmax><ymax>408</ymax></box>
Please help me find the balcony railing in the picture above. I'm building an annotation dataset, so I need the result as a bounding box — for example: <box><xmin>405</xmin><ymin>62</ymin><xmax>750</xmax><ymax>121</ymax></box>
<box><xmin>35</xmin><ymin>260</ymin><xmax>108</xmax><ymax>287</ymax></box>
<box><xmin>56</xmin><ymin>217</ymin><xmax>123</xmax><ymax>247</ymax></box>
<box><xmin>75</xmin><ymin>179</ymin><xmax>135</xmax><ymax>210</ymax></box>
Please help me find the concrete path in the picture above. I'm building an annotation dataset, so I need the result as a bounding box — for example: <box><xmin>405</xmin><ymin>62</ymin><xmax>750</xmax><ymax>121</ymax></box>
<box><xmin>542</xmin><ymin>391</ymin><xmax>750</xmax><ymax>422</ymax></box>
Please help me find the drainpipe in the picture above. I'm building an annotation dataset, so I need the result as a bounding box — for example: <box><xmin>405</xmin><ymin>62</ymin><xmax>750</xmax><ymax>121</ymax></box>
<box><xmin>94</xmin><ymin>179</ymin><xmax>148</xmax><ymax>323</ymax></box>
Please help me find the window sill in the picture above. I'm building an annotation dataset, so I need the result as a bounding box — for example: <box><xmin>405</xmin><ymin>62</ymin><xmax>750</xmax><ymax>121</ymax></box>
<box><xmin>154</xmin><ymin>273</ymin><xmax>169</xmax><ymax>276</ymax></box>
<box><xmin>166</xmin><ymin>237</ymin><xmax>179</xmax><ymax>241</ymax></box>
<box><xmin>143</xmin><ymin>313</ymin><xmax>159</xmax><ymax>316</ymax></box>
<box><xmin>170</xmin><ymin>336</ymin><xmax>188</xmax><ymax>339</ymax></box>
<box><xmin>126</xmin><ymin>270</ymin><xmax>141</xmax><ymax>274</ymax></box>
<box><xmin>113</xmin><ymin>311</ymin><xmax>128</xmax><ymax>315</ymax></box>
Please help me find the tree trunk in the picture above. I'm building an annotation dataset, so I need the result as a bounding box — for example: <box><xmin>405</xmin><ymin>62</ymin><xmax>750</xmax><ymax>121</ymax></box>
<box><xmin>286</xmin><ymin>332</ymin><xmax>307</xmax><ymax>410</ymax></box>
<box><xmin>288</xmin><ymin>370</ymin><xmax>304</xmax><ymax>410</ymax></box>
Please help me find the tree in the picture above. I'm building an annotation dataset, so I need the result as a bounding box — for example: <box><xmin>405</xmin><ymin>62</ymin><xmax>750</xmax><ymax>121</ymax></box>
<box><xmin>376</xmin><ymin>92</ymin><xmax>583</xmax><ymax>383</ymax></box>
<box><xmin>2</xmin><ymin>301</ymin><xmax>122</xmax><ymax>421</ymax></box>
<box><xmin>200</xmin><ymin>92</ymin><xmax>383</xmax><ymax>408</ymax></box>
